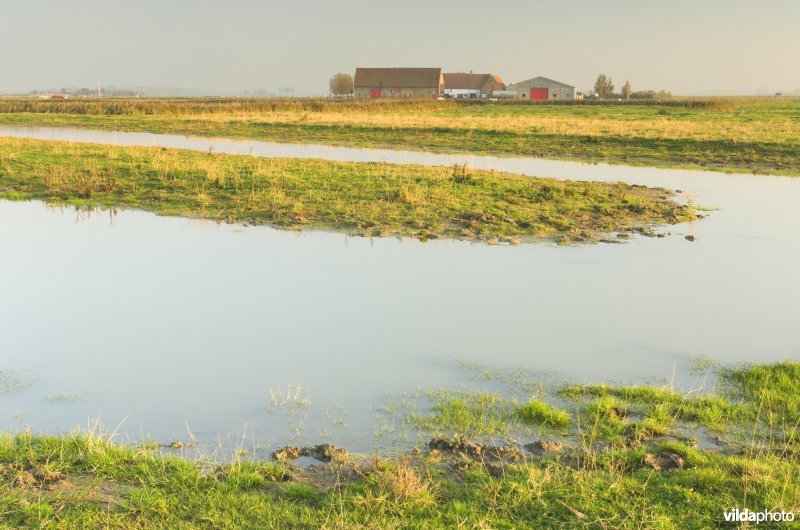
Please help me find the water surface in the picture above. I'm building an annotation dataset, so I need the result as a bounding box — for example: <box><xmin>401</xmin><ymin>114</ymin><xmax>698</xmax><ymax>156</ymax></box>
<box><xmin>1</xmin><ymin>127</ymin><xmax>799</xmax><ymax>454</ymax></box>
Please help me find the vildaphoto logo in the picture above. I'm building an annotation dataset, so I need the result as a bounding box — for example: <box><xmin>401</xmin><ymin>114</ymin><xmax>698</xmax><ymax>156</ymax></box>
<box><xmin>724</xmin><ymin>508</ymin><xmax>795</xmax><ymax>524</ymax></box>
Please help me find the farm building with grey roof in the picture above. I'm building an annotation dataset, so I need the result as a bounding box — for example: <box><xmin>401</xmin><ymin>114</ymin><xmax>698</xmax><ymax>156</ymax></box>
<box><xmin>506</xmin><ymin>76</ymin><xmax>576</xmax><ymax>100</ymax></box>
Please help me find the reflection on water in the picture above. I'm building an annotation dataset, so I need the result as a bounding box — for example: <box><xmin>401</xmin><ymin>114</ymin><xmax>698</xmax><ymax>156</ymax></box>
<box><xmin>1</xmin><ymin>126</ymin><xmax>799</xmax><ymax>453</ymax></box>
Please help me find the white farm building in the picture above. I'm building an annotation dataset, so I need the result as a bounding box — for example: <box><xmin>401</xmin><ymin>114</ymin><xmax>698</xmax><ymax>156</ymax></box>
<box><xmin>506</xmin><ymin>77</ymin><xmax>576</xmax><ymax>100</ymax></box>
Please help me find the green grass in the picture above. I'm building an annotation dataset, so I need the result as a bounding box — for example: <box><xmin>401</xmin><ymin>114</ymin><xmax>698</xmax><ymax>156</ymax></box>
<box><xmin>3</xmin><ymin>361</ymin><xmax>800</xmax><ymax>529</ymax></box>
<box><xmin>515</xmin><ymin>400</ymin><xmax>571</xmax><ymax>428</ymax></box>
<box><xmin>406</xmin><ymin>391</ymin><xmax>516</xmax><ymax>436</ymax></box>
<box><xmin>560</xmin><ymin>383</ymin><xmax>752</xmax><ymax>431</ymax></box>
<box><xmin>1</xmin><ymin>97</ymin><xmax>798</xmax><ymax>175</ymax></box>
<box><xmin>405</xmin><ymin>391</ymin><xmax>571</xmax><ymax>436</ymax></box>
<box><xmin>721</xmin><ymin>361</ymin><xmax>800</xmax><ymax>427</ymax></box>
<box><xmin>0</xmin><ymin>137</ymin><xmax>692</xmax><ymax>244</ymax></box>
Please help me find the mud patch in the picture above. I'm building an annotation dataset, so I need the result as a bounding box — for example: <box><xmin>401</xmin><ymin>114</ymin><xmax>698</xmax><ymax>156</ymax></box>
<box><xmin>525</xmin><ymin>440</ymin><xmax>567</xmax><ymax>455</ymax></box>
<box><xmin>273</xmin><ymin>444</ymin><xmax>350</xmax><ymax>463</ymax></box>
<box><xmin>428</xmin><ymin>437</ymin><xmax>524</xmax><ymax>462</ymax></box>
<box><xmin>0</xmin><ymin>461</ymin><xmax>65</xmax><ymax>490</ymax></box>
<box><xmin>643</xmin><ymin>452</ymin><xmax>685</xmax><ymax>471</ymax></box>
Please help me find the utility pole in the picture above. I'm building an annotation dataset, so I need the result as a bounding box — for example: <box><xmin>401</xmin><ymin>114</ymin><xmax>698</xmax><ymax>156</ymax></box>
<box><xmin>97</xmin><ymin>77</ymin><xmax>101</xmax><ymax>97</ymax></box>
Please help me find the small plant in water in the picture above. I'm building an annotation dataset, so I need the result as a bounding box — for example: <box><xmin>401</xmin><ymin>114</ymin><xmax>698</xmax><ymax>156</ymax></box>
<box><xmin>268</xmin><ymin>383</ymin><xmax>311</xmax><ymax>412</ymax></box>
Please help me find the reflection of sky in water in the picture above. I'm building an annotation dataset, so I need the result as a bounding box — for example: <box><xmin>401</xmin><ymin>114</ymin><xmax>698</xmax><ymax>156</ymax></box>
<box><xmin>0</xmin><ymin>127</ymin><xmax>799</xmax><ymax>453</ymax></box>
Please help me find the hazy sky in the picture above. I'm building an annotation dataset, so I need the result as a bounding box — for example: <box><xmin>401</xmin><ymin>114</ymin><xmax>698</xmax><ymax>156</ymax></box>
<box><xmin>3</xmin><ymin>0</ymin><xmax>799</xmax><ymax>95</ymax></box>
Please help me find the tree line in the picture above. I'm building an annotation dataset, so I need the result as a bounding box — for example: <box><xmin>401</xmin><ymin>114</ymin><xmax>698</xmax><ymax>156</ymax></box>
<box><xmin>593</xmin><ymin>74</ymin><xmax>672</xmax><ymax>100</ymax></box>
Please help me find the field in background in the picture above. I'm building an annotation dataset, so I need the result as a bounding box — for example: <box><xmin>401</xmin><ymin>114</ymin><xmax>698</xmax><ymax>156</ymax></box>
<box><xmin>1</xmin><ymin>97</ymin><xmax>798</xmax><ymax>175</ymax></box>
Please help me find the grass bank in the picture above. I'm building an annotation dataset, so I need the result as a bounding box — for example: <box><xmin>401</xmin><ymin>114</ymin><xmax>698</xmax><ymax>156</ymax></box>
<box><xmin>0</xmin><ymin>137</ymin><xmax>692</xmax><ymax>244</ymax></box>
<box><xmin>2</xmin><ymin>361</ymin><xmax>799</xmax><ymax>529</ymax></box>
<box><xmin>1</xmin><ymin>97</ymin><xmax>798</xmax><ymax>175</ymax></box>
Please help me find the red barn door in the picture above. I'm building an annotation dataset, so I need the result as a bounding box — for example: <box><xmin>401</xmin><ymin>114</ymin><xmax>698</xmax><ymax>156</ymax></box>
<box><xmin>529</xmin><ymin>88</ymin><xmax>548</xmax><ymax>100</ymax></box>
<box><xmin>370</xmin><ymin>88</ymin><xmax>381</xmax><ymax>99</ymax></box>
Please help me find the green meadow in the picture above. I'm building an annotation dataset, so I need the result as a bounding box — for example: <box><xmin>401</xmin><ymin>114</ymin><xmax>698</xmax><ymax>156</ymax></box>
<box><xmin>1</xmin><ymin>97</ymin><xmax>798</xmax><ymax>175</ymax></box>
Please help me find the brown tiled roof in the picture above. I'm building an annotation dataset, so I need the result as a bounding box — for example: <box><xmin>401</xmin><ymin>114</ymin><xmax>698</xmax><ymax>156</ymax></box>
<box><xmin>443</xmin><ymin>73</ymin><xmax>506</xmax><ymax>90</ymax></box>
<box><xmin>443</xmin><ymin>73</ymin><xmax>492</xmax><ymax>90</ymax></box>
<box><xmin>354</xmin><ymin>68</ymin><xmax>442</xmax><ymax>88</ymax></box>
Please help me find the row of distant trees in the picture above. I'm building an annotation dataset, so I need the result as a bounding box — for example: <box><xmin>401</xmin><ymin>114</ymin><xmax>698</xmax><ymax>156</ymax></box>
<box><xmin>593</xmin><ymin>74</ymin><xmax>672</xmax><ymax>100</ymax></box>
<box><xmin>29</xmin><ymin>87</ymin><xmax>139</xmax><ymax>97</ymax></box>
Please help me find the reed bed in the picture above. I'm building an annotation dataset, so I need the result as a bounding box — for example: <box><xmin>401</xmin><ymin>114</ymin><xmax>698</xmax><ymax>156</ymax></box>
<box><xmin>0</xmin><ymin>96</ymin><xmax>756</xmax><ymax>116</ymax></box>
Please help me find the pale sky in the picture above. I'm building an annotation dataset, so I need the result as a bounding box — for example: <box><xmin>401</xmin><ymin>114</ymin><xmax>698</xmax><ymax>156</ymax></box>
<box><xmin>3</xmin><ymin>0</ymin><xmax>799</xmax><ymax>95</ymax></box>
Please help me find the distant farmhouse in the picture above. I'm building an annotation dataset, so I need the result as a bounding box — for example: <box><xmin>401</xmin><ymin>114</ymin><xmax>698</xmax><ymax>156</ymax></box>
<box><xmin>443</xmin><ymin>73</ymin><xmax>505</xmax><ymax>99</ymax></box>
<box><xmin>353</xmin><ymin>68</ymin><xmax>576</xmax><ymax>100</ymax></box>
<box><xmin>354</xmin><ymin>68</ymin><xmax>443</xmax><ymax>99</ymax></box>
<box><xmin>506</xmin><ymin>77</ymin><xmax>577</xmax><ymax>100</ymax></box>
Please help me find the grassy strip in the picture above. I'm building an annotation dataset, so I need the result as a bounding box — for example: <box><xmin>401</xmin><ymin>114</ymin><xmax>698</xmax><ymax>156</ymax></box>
<box><xmin>2</xmin><ymin>362</ymin><xmax>799</xmax><ymax>529</ymax></box>
<box><xmin>405</xmin><ymin>391</ymin><xmax>570</xmax><ymax>436</ymax></box>
<box><xmin>0</xmin><ymin>96</ymin><xmax>752</xmax><ymax>115</ymax></box>
<box><xmin>0</xmin><ymin>137</ymin><xmax>691</xmax><ymax>244</ymax></box>
<box><xmin>559</xmin><ymin>384</ymin><xmax>751</xmax><ymax>431</ymax></box>
<box><xmin>0</xmin><ymin>97</ymin><xmax>798</xmax><ymax>174</ymax></box>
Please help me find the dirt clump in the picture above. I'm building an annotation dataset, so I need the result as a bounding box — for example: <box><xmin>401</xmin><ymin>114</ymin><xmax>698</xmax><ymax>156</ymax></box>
<box><xmin>272</xmin><ymin>444</ymin><xmax>350</xmax><ymax>463</ymax></box>
<box><xmin>643</xmin><ymin>452</ymin><xmax>685</xmax><ymax>471</ymax></box>
<box><xmin>525</xmin><ymin>440</ymin><xmax>566</xmax><ymax>455</ymax></box>
<box><xmin>428</xmin><ymin>437</ymin><xmax>524</xmax><ymax>462</ymax></box>
<box><xmin>1</xmin><ymin>461</ymin><xmax>66</xmax><ymax>490</ymax></box>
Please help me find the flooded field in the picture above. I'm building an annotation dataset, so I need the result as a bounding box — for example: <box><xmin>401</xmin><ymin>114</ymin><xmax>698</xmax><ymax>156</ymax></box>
<box><xmin>1</xmin><ymin>127</ymin><xmax>799</xmax><ymax>456</ymax></box>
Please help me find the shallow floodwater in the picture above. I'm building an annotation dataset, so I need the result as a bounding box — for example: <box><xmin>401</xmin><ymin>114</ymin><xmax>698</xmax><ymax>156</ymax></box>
<box><xmin>1</xmin><ymin>126</ymin><xmax>799</xmax><ymax>454</ymax></box>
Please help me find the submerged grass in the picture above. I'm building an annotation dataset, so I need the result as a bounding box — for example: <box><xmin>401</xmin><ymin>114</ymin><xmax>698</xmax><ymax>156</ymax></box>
<box><xmin>2</xmin><ymin>361</ymin><xmax>800</xmax><ymax>528</ymax></box>
<box><xmin>0</xmin><ymin>137</ymin><xmax>692</xmax><ymax>244</ymax></box>
<box><xmin>1</xmin><ymin>97</ymin><xmax>798</xmax><ymax>174</ymax></box>
<box><xmin>0</xmin><ymin>370</ymin><xmax>30</xmax><ymax>396</ymax></box>
<box><xmin>405</xmin><ymin>391</ymin><xmax>571</xmax><ymax>436</ymax></box>
<box><xmin>406</xmin><ymin>391</ymin><xmax>514</xmax><ymax>436</ymax></box>
<box><xmin>721</xmin><ymin>361</ymin><xmax>800</xmax><ymax>425</ymax></box>
<box><xmin>561</xmin><ymin>383</ymin><xmax>752</xmax><ymax>432</ymax></box>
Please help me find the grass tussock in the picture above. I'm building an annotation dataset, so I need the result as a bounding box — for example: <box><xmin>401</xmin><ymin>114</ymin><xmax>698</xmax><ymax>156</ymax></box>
<box><xmin>0</xmin><ymin>137</ymin><xmax>692</xmax><ymax>244</ymax></box>
<box><xmin>366</xmin><ymin>458</ymin><xmax>433</xmax><ymax>506</ymax></box>
<box><xmin>721</xmin><ymin>361</ymin><xmax>800</xmax><ymax>424</ymax></box>
<box><xmin>516</xmin><ymin>400</ymin><xmax>571</xmax><ymax>428</ymax></box>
